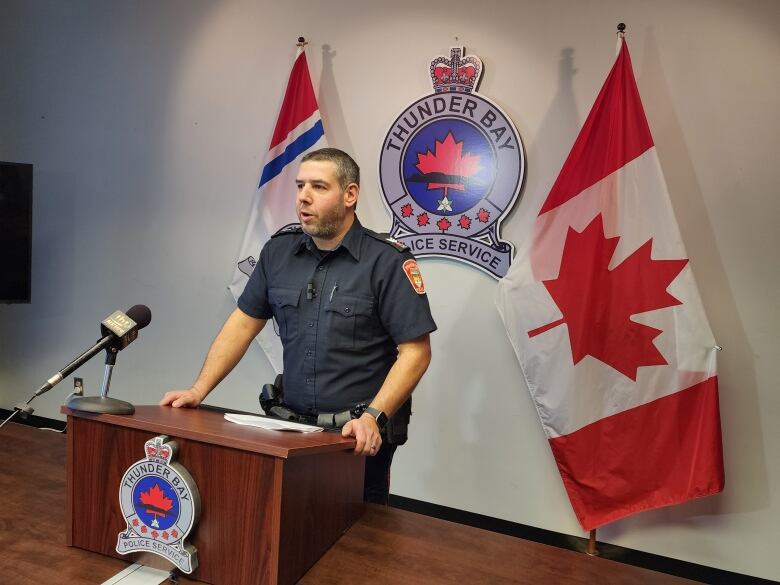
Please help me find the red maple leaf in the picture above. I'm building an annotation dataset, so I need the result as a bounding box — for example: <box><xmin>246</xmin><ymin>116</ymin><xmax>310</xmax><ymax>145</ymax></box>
<box><xmin>458</xmin><ymin>215</ymin><xmax>472</xmax><ymax>230</ymax></box>
<box><xmin>152</xmin><ymin>530</ymin><xmax>159</xmax><ymax>539</ymax></box>
<box><xmin>527</xmin><ymin>215</ymin><xmax>688</xmax><ymax>380</ymax></box>
<box><xmin>436</xmin><ymin>217</ymin><xmax>452</xmax><ymax>231</ymax></box>
<box><xmin>477</xmin><ymin>208</ymin><xmax>490</xmax><ymax>223</ymax></box>
<box><xmin>417</xmin><ymin>212</ymin><xmax>430</xmax><ymax>227</ymax></box>
<box><xmin>139</xmin><ymin>484</ymin><xmax>173</xmax><ymax>519</ymax></box>
<box><xmin>171</xmin><ymin>529</ymin><xmax>178</xmax><ymax>538</ymax></box>
<box><xmin>162</xmin><ymin>531</ymin><xmax>169</xmax><ymax>540</ymax></box>
<box><xmin>132</xmin><ymin>519</ymin><xmax>139</xmax><ymax>527</ymax></box>
<box><xmin>400</xmin><ymin>203</ymin><xmax>414</xmax><ymax>218</ymax></box>
<box><xmin>141</xmin><ymin>526</ymin><xmax>147</xmax><ymax>534</ymax></box>
<box><xmin>415</xmin><ymin>132</ymin><xmax>480</xmax><ymax>192</ymax></box>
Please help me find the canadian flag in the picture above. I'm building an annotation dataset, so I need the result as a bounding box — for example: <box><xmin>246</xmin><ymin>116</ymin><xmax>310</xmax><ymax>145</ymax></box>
<box><xmin>496</xmin><ymin>37</ymin><xmax>724</xmax><ymax>530</ymax></box>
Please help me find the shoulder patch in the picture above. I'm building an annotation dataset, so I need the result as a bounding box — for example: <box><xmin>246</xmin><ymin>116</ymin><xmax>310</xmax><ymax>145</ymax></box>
<box><xmin>402</xmin><ymin>259</ymin><xmax>426</xmax><ymax>294</ymax></box>
<box><xmin>271</xmin><ymin>223</ymin><xmax>303</xmax><ymax>238</ymax></box>
<box><xmin>365</xmin><ymin>230</ymin><xmax>409</xmax><ymax>252</ymax></box>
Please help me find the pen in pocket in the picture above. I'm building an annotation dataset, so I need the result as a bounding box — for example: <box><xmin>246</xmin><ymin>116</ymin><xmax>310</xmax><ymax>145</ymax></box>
<box><xmin>329</xmin><ymin>283</ymin><xmax>338</xmax><ymax>302</ymax></box>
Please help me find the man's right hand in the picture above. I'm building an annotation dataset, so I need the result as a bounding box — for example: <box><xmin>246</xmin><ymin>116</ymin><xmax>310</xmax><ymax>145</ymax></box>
<box><xmin>159</xmin><ymin>388</ymin><xmax>204</xmax><ymax>408</ymax></box>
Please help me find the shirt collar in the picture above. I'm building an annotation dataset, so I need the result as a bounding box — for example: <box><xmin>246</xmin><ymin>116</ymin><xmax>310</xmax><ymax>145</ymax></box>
<box><xmin>294</xmin><ymin>216</ymin><xmax>363</xmax><ymax>261</ymax></box>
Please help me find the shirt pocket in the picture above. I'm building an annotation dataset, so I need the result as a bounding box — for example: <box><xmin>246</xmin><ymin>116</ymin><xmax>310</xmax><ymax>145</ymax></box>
<box><xmin>324</xmin><ymin>294</ymin><xmax>375</xmax><ymax>350</ymax></box>
<box><xmin>268</xmin><ymin>287</ymin><xmax>301</xmax><ymax>343</ymax></box>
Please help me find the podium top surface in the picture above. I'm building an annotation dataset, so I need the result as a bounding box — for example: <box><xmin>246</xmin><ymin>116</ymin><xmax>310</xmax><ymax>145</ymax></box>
<box><xmin>61</xmin><ymin>404</ymin><xmax>357</xmax><ymax>459</ymax></box>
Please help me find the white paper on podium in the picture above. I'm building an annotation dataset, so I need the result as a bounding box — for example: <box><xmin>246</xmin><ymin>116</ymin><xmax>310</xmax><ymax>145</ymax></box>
<box><xmin>224</xmin><ymin>413</ymin><xmax>323</xmax><ymax>433</ymax></box>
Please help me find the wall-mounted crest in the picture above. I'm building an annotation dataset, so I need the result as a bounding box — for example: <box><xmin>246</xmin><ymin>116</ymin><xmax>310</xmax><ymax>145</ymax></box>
<box><xmin>379</xmin><ymin>47</ymin><xmax>525</xmax><ymax>278</ymax></box>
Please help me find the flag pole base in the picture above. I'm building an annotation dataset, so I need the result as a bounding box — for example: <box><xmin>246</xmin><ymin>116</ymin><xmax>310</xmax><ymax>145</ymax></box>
<box><xmin>586</xmin><ymin>529</ymin><xmax>599</xmax><ymax>556</ymax></box>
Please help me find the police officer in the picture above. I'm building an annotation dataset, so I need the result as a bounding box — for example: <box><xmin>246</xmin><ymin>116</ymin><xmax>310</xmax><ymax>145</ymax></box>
<box><xmin>160</xmin><ymin>148</ymin><xmax>436</xmax><ymax>503</ymax></box>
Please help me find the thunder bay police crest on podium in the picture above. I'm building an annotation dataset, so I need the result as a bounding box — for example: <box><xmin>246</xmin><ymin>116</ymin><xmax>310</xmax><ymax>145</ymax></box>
<box><xmin>379</xmin><ymin>47</ymin><xmax>525</xmax><ymax>279</ymax></box>
<box><xmin>116</xmin><ymin>435</ymin><xmax>201</xmax><ymax>573</ymax></box>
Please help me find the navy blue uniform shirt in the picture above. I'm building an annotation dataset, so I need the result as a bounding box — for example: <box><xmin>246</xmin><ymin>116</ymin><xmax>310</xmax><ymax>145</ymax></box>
<box><xmin>237</xmin><ymin>217</ymin><xmax>437</xmax><ymax>415</ymax></box>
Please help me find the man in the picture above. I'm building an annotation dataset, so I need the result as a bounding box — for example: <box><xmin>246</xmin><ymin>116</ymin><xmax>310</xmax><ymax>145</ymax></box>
<box><xmin>161</xmin><ymin>148</ymin><xmax>436</xmax><ymax>503</ymax></box>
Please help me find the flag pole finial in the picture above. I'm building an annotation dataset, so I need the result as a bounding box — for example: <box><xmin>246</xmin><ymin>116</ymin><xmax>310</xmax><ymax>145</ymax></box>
<box><xmin>297</xmin><ymin>37</ymin><xmax>308</xmax><ymax>48</ymax></box>
<box><xmin>617</xmin><ymin>23</ymin><xmax>626</xmax><ymax>38</ymax></box>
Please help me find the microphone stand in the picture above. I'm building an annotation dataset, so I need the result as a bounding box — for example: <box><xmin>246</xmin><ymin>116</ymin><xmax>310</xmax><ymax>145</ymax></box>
<box><xmin>1</xmin><ymin>348</ymin><xmax>136</xmax><ymax>431</ymax></box>
<box><xmin>66</xmin><ymin>348</ymin><xmax>135</xmax><ymax>414</ymax></box>
<box><xmin>1</xmin><ymin>307</ymin><xmax>147</xmax><ymax>430</ymax></box>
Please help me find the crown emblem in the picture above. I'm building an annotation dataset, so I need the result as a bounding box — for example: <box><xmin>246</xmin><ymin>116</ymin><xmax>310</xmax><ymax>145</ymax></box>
<box><xmin>144</xmin><ymin>436</ymin><xmax>173</xmax><ymax>463</ymax></box>
<box><xmin>429</xmin><ymin>47</ymin><xmax>483</xmax><ymax>93</ymax></box>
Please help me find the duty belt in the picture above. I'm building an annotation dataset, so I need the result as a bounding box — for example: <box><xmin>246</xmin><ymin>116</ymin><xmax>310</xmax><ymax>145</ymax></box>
<box><xmin>278</xmin><ymin>403</ymin><xmax>369</xmax><ymax>429</ymax></box>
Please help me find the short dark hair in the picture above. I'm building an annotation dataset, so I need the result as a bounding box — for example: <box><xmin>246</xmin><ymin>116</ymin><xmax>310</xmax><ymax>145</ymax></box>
<box><xmin>301</xmin><ymin>148</ymin><xmax>360</xmax><ymax>190</ymax></box>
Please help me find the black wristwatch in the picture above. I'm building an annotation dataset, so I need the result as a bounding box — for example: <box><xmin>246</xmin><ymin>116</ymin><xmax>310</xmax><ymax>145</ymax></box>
<box><xmin>363</xmin><ymin>406</ymin><xmax>388</xmax><ymax>431</ymax></box>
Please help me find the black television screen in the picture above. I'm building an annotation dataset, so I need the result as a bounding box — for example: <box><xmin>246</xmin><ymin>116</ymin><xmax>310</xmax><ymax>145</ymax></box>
<box><xmin>0</xmin><ymin>161</ymin><xmax>33</xmax><ymax>303</ymax></box>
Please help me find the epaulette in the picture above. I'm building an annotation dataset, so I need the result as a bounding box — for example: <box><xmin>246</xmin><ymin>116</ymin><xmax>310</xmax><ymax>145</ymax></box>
<box><xmin>271</xmin><ymin>223</ymin><xmax>303</xmax><ymax>238</ymax></box>
<box><xmin>365</xmin><ymin>229</ymin><xmax>409</xmax><ymax>252</ymax></box>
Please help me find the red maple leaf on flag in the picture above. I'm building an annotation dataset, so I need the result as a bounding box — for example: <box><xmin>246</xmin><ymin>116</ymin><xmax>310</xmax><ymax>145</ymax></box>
<box><xmin>527</xmin><ymin>215</ymin><xmax>688</xmax><ymax>380</ymax></box>
<box><xmin>436</xmin><ymin>217</ymin><xmax>452</xmax><ymax>232</ymax></box>
<box><xmin>400</xmin><ymin>203</ymin><xmax>414</xmax><ymax>218</ymax></box>
<box><xmin>458</xmin><ymin>215</ymin><xmax>472</xmax><ymax>230</ymax></box>
<box><xmin>414</xmin><ymin>132</ymin><xmax>480</xmax><ymax>192</ymax></box>
<box><xmin>477</xmin><ymin>208</ymin><xmax>490</xmax><ymax>223</ymax></box>
<box><xmin>139</xmin><ymin>484</ymin><xmax>173</xmax><ymax>519</ymax></box>
<box><xmin>417</xmin><ymin>212</ymin><xmax>430</xmax><ymax>227</ymax></box>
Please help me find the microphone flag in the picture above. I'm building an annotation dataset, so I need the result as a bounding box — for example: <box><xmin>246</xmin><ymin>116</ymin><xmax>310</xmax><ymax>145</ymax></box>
<box><xmin>495</xmin><ymin>37</ymin><xmax>724</xmax><ymax>530</ymax></box>
<box><xmin>228</xmin><ymin>44</ymin><xmax>327</xmax><ymax>373</ymax></box>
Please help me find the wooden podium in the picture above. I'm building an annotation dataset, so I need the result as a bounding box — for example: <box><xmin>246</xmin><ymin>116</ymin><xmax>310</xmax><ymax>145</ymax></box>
<box><xmin>62</xmin><ymin>405</ymin><xmax>365</xmax><ymax>585</ymax></box>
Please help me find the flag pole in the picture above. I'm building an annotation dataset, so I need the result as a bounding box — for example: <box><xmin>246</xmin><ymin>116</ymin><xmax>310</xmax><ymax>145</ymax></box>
<box><xmin>615</xmin><ymin>22</ymin><xmax>626</xmax><ymax>55</ymax></box>
<box><xmin>583</xmin><ymin>25</ymin><xmax>627</xmax><ymax>558</ymax></box>
<box><xmin>297</xmin><ymin>36</ymin><xmax>308</xmax><ymax>48</ymax></box>
<box><xmin>587</xmin><ymin>529</ymin><xmax>599</xmax><ymax>556</ymax></box>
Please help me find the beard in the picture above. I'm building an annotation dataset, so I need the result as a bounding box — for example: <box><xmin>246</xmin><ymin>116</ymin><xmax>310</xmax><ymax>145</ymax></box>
<box><xmin>298</xmin><ymin>197</ymin><xmax>347</xmax><ymax>241</ymax></box>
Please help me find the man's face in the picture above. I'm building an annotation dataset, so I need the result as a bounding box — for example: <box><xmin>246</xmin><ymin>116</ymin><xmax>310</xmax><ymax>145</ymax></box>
<box><xmin>295</xmin><ymin>160</ymin><xmax>353</xmax><ymax>242</ymax></box>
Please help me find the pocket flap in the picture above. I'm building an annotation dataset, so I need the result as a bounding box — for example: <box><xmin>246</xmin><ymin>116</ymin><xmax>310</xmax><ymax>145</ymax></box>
<box><xmin>326</xmin><ymin>295</ymin><xmax>373</xmax><ymax>317</ymax></box>
<box><xmin>269</xmin><ymin>287</ymin><xmax>301</xmax><ymax>308</ymax></box>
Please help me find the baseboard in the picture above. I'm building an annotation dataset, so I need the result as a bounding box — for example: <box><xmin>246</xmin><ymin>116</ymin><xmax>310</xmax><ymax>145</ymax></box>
<box><xmin>3</xmin><ymin>409</ymin><xmax>773</xmax><ymax>584</ymax></box>
<box><xmin>389</xmin><ymin>495</ymin><xmax>776</xmax><ymax>585</ymax></box>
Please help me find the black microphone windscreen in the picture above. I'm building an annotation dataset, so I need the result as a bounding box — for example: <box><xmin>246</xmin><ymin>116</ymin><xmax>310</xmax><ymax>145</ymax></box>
<box><xmin>125</xmin><ymin>305</ymin><xmax>152</xmax><ymax>329</ymax></box>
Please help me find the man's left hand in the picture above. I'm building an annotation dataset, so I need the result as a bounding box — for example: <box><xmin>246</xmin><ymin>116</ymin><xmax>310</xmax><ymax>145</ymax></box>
<box><xmin>342</xmin><ymin>414</ymin><xmax>382</xmax><ymax>456</ymax></box>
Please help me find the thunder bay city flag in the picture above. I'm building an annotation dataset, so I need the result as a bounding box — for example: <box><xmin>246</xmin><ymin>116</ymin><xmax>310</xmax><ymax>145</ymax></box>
<box><xmin>496</xmin><ymin>37</ymin><xmax>724</xmax><ymax>530</ymax></box>
<box><xmin>228</xmin><ymin>46</ymin><xmax>326</xmax><ymax>372</ymax></box>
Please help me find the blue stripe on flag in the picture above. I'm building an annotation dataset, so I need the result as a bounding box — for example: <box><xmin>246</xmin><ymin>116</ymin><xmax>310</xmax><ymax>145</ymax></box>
<box><xmin>258</xmin><ymin>119</ymin><xmax>325</xmax><ymax>188</ymax></box>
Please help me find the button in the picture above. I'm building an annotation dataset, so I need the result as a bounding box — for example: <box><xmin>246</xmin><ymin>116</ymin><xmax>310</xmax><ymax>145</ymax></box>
<box><xmin>344</xmin><ymin>307</ymin><xmax>351</xmax><ymax>313</ymax></box>
<box><xmin>306</xmin><ymin>351</ymin><xmax>312</xmax><ymax>357</ymax></box>
<box><xmin>306</xmin><ymin>378</ymin><xmax>313</xmax><ymax>385</ymax></box>
<box><xmin>308</xmin><ymin>321</ymin><xmax>314</xmax><ymax>327</ymax></box>
<box><xmin>318</xmin><ymin>266</ymin><xmax>325</xmax><ymax>271</ymax></box>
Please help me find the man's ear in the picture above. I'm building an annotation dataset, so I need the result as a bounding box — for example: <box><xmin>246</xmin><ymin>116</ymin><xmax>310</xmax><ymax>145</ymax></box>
<box><xmin>344</xmin><ymin>183</ymin><xmax>359</xmax><ymax>210</ymax></box>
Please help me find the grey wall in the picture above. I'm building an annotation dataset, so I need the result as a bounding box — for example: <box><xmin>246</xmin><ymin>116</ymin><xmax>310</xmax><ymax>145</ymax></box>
<box><xmin>1</xmin><ymin>0</ymin><xmax>778</xmax><ymax>580</ymax></box>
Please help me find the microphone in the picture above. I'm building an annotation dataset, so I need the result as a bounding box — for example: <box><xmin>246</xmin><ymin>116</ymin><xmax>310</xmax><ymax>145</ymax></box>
<box><xmin>35</xmin><ymin>305</ymin><xmax>152</xmax><ymax>397</ymax></box>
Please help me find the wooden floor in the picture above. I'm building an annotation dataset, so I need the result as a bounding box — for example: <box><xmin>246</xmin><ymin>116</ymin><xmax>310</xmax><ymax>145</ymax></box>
<box><xmin>0</xmin><ymin>422</ymin><xmax>699</xmax><ymax>585</ymax></box>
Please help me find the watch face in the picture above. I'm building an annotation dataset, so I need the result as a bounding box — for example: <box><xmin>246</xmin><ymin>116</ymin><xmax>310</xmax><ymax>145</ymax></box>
<box><xmin>366</xmin><ymin>407</ymin><xmax>387</xmax><ymax>429</ymax></box>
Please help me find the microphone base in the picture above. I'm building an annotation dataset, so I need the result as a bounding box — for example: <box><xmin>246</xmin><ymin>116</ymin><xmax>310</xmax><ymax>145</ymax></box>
<box><xmin>66</xmin><ymin>395</ymin><xmax>135</xmax><ymax>415</ymax></box>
